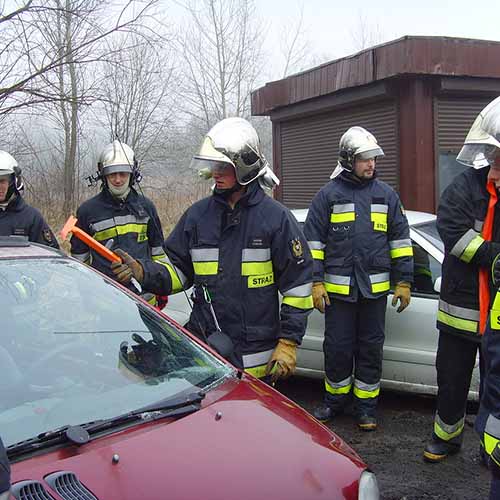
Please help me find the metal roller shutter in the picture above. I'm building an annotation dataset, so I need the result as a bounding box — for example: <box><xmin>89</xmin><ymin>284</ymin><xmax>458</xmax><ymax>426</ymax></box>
<box><xmin>280</xmin><ymin>100</ymin><xmax>398</xmax><ymax>208</ymax></box>
<box><xmin>436</xmin><ymin>96</ymin><xmax>493</xmax><ymax>153</ymax></box>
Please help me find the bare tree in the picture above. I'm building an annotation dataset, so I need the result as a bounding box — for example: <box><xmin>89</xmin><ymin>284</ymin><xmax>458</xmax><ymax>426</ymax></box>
<box><xmin>177</xmin><ymin>0</ymin><xmax>265</xmax><ymax>129</ymax></box>
<box><xmin>350</xmin><ymin>11</ymin><xmax>386</xmax><ymax>52</ymax></box>
<box><xmin>0</xmin><ymin>0</ymin><xmax>160</xmax><ymax>116</ymax></box>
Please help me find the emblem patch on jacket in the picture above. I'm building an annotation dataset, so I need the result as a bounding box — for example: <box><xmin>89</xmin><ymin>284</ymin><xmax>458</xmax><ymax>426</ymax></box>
<box><xmin>290</xmin><ymin>237</ymin><xmax>303</xmax><ymax>258</ymax></box>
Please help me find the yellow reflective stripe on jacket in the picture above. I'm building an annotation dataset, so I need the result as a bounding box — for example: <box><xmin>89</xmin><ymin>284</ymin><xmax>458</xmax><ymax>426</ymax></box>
<box><xmin>325</xmin><ymin>376</ymin><xmax>352</xmax><ymax>395</ymax></box>
<box><xmin>308</xmin><ymin>241</ymin><xmax>325</xmax><ymax>261</ymax></box>
<box><xmin>370</xmin><ymin>272</ymin><xmax>390</xmax><ymax>293</ymax></box>
<box><xmin>434</xmin><ymin>413</ymin><xmax>464</xmax><ymax>441</ymax></box>
<box><xmin>94</xmin><ymin>223</ymin><xmax>148</xmax><ymax>242</ymax></box>
<box><xmin>330</xmin><ymin>203</ymin><xmax>355</xmax><ymax>223</ymax></box>
<box><xmin>243</xmin><ymin>349</ymin><xmax>274</xmax><ymax>379</ymax></box>
<box><xmin>324</xmin><ymin>274</ymin><xmax>350</xmax><ymax>295</ymax></box>
<box><xmin>353</xmin><ymin>379</ymin><xmax>380</xmax><ymax>399</ymax></box>
<box><xmin>311</xmin><ymin>249</ymin><xmax>324</xmax><ymax>260</ymax></box>
<box><xmin>191</xmin><ymin>248</ymin><xmax>219</xmax><ymax>276</ymax></box>
<box><xmin>283</xmin><ymin>295</ymin><xmax>314</xmax><ymax>309</ymax></box>
<box><xmin>242</xmin><ymin>261</ymin><xmax>273</xmax><ymax>276</ymax></box>
<box><xmin>450</xmin><ymin>228</ymin><xmax>484</xmax><ymax>263</ymax></box>
<box><xmin>193</xmin><ymin>261</ymin><xmax>219</xmax><ymax>275</ymax></box>
<box><xmin>389</xmin><ymin>238</ymin><xmax>414</xmax><ymax>259</ymax></box>
<box><xmin>155</xmin><ymin>261</ymin><xmax>185</xmax><ymax>293</ymax></box>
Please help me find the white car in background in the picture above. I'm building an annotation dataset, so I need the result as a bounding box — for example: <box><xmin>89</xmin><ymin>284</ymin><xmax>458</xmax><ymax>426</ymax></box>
<box><xmin>166</xmin><ymin>209</ymin><xmax>480</xmax><ymax>399</ymax></box>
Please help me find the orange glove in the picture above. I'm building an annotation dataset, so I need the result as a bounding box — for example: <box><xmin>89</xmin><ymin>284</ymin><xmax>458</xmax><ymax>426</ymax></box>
<box><xmin>391</xmin><ymin>281</ymin><xmax>411</xmax><ymax>313</ymax></box>
<box><xmin>111</xmin><ymin>249</ymin><xmax>144</xmax><ymax>285</ymax></box>
<box><xmin>265</xmin><ymin>338</ymin><xmax>297</xmax><ymax>383</ymax></box>
<box><xmin>312</xmin><ymin>282</ymin><xmax>330</xmax><ymax>313</ymax></box>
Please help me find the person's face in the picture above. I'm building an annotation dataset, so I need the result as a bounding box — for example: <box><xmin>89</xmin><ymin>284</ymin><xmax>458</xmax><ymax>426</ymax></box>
<box><xmin>212</xmin><ymin>163</ymin><xmax>237</xmax><ymax>190</ymax></box>
<box><xmin>353</xmin><ymin>157</ymin><xmax>376</xmax><ymax>179</ymax></box>
<box><xmin>0</xmin><ymin>176</ymin><xmax>10</xmax><ymax>202</ymax></box>
<box><xmin>106</xmin><ymin>172</ymin><xmax>130</xmax><ymax>187</ymax></box>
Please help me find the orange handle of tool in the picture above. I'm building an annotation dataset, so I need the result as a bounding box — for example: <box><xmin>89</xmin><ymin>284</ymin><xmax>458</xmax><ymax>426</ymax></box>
<box><xmin>60</xmin><ymin>215</ymin><xmax>122</xmax><ymax>264</ymax></box>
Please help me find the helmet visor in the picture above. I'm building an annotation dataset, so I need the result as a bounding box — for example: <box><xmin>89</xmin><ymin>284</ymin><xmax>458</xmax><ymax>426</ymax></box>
<box><xmin>190</xmin><ymin>157</ymin><xmax>234</xmax><ymax>179</ymax></box>
<box><xmin>356</xmin><ymin>147</ymin><xmax>384</xmax><ymax>161</ymax></box>
<box><xmin>456</xmin><ymin>144</ymin><xmax>499</xmax><ymax>169</ymax></box>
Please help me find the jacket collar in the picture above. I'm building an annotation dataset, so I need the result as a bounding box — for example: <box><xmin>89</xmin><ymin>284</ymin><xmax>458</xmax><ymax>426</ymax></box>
<box><xmin>213</xmin><ymin>181</ymin><xmax>265</xmax><ymax>209</ymax></box>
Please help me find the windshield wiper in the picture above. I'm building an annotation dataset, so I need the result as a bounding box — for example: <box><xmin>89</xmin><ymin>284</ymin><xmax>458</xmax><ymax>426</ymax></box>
<box><xmin>7</xmin><ymin>391</ymin><xmax>205</xmax><ymax>459</ymax></box>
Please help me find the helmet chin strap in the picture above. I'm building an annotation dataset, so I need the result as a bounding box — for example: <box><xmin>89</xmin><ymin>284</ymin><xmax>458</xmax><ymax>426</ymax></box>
<box><xmin>107</xmin><ymin>182</ymin><xmax>130</xmax><ymax>200</ymax></box>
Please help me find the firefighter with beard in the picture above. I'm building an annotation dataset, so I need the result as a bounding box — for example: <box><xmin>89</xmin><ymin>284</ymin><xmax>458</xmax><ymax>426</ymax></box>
<box><xmin>110</xmin><ymin>117</ymin><xmax>313</xmax><ymax>382</ymax></box>
<box><xmin>0</xmin><ymin>151</ymin><xmax>58</xmax><ymax>248</ymax></box>
<box><xmin>424</xmin><ymin>96</ymin><xmax>500</xmax><ymax>463</ymax></box>
<box><xmin>304</xmin><ymin>126</ymin><xmax>413</xmax><ymax>431</ymax></box>
<box><xmin>70</xmin><ymin>140</ymin><xmax>167</xmax><ymax>306</ymax></box>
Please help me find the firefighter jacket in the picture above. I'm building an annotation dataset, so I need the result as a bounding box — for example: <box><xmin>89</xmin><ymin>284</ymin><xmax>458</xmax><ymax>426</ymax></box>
<box><xmin>303</xmin><ymin>170</ymin><xmax>413</xmax><ymax>302</ymax></box>
<box><xmin>140</xmin><ymin>182</ymin><xmax>314</xmax><ymax>377</ymax></box>
<box><xmin>71</xmin><ymin>188</ymin><xmax>167</xmax><ymax>293</ymax></box>
<box><xmin>437</xmin><ymin>167</ymin><xmax>500</xmax><ymax>340</ymax></box>
<box><xmin>475</xmin><ymin>290</ymin><xmax>500</xmax><ymax>470</ymax></box>
<box><xmin>0</xmin><ymin>195</ymin><xmax>59</xmax><ymax>248</ymax></box>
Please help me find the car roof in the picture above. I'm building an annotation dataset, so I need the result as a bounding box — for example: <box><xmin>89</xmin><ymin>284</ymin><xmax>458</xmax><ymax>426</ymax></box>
<box><xmin>0</xmin><ymin>237</ymin><xmax>63</xmax><ymax>259</ymax></box>
<box><xmin>291</xmin><ymin>208</ymin><xmax>436</xmax><ymax>226</ymax></box>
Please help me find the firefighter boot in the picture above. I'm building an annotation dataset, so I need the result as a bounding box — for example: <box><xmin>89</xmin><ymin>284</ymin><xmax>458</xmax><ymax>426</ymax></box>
<box><xmin>423</xmin><ymin>436</ymin><xmax>461</xmax><ymax>463</ymax></box>
<box><xmin>312</xmin><ymin>403</ymin><xmax>335</xmax><ymax>423</ymax></box>
<box><xmin>358</xmin><ymin>414</ymin><xmax>377</xmax><ymax>431</ymax></box>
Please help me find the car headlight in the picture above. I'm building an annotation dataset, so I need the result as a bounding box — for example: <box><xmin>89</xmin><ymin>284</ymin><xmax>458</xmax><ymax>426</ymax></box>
<box><xmin>358</xmin><ymin>470</ymin><xmax>380</xmax><ymax>500</ymax></box>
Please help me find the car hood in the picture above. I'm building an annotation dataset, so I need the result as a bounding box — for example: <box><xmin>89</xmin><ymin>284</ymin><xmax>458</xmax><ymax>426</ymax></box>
<box><xmin>11</xmin><ymin>377</ymin><xmax>364</xmax><ymax>500</ymax></box>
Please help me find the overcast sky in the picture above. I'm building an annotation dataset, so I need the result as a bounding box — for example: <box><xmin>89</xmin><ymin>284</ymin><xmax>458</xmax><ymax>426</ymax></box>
<box><xmin>253</xmin><ymin>0</ymin><xmax>500</xmax><ymax>81</ymax></box>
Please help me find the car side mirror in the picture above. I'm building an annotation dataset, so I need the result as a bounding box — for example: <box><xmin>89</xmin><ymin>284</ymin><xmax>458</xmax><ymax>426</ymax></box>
<box><xmin>433</xmin><ymin>277</ymin><xmax>442</xmax><ymax>294</ymax></box>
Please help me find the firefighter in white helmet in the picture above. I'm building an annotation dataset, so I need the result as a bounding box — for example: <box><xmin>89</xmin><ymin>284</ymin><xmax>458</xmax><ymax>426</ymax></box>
<box><xmin>110</xmin><ymin>117</ymin><xmax>313</xmax><ymax>381</ymax></box>
<box><xmin>304</xmin><ymin>126</ymin><xmax>413</xmax><ymax>430</ymax></box>
<box><xmin>70</xmin><ymin>140</ymin><xmax>168</xmax><ymax>307</ymax></box>
<box><xmin>423</xmin><ymin>96</ymin><xmax>500</xmax><ymax>467</ymax></box>
<box><xmin>0</xmin><ymin>150</ymin><xmax>58</xmax><ymax>248</ymax></box>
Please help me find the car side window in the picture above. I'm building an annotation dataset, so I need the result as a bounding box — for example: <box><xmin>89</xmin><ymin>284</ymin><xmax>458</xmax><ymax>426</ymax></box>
<box><xmin>412</xmin><ymin>242</ymin><xmax>441</xmax><ymax>295</ymax></box>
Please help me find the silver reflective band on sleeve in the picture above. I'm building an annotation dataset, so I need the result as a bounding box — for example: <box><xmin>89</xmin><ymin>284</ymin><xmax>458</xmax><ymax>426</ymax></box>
<box><xmin>242</xmin><ymin>348</ymin><xmax>274</xmax><ymax>368</ymax></box>
<box><xmin>190</xmin><ymin>248</ymin><xmax>220</xmax><ymax>261</ymax></box>
<box><xmin>450</xmin><ymin>228</ymin><xmax>483</xmax><ymax>261</ymax></box>
<box><xmin>242</xmin><ymin>248</ymin><xmax>271</xmax><ymax>262</ymax></box>
<box><xmin>308</xmin><ymin>241</ymin><xmax>325</xmax><ymax>250</ymax></box>
<box><xmin>439</xmin><ymin>300</ymin><xmax>480</xmax><ymax>321</ymax></box>
<box><xmin>369</xmin><ymin>272</ymin><xmax>390</xmax><ymax>284</ymax></box>
<box><xmin>282</xmin><ymin>283</ymin><xmax>312</xmax><ymax>297</ymax></box>
<box><xmin>92</xmin><ymin>214</ymin><xmax>149</xmax><ymax>232</ymax></box>
<box><xmin>370</xmin><ymin>204</ymin><xmax>388</xmax><ymax>213</ymax></box>
<box><xmin>333</xmin><ymin>203</ymin><xmax>355</xmax><ymax>213</ymax></box>
<box><xmin>474</xmin><ymin>219</ymin><xmax>484</xmax><ymax>232</ymax></box>
<box><xmin>72</xmin><ymin>251</ymin><xmax>90</xmax><ymax>262</ymax></box>
<box><xmin>151</xmin><ymin>246</ymin><xmax>165</xmax><ymax>257</ymax></box>
<box><xmin>389</xmin><ymin>239</ymin><xmax>412</xmax><ymax>249</ymax></box>
<box><xmin>325</xmin><ymin>274</ymin><xmax>351</xmax><ymax>285</ymax></box>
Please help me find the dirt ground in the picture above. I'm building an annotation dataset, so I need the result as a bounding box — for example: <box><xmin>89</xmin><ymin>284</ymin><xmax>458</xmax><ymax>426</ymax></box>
<box><xmin>278</xmin><ymin>376</ymin><xmax>491</xmax><ymax>500</ymax></box>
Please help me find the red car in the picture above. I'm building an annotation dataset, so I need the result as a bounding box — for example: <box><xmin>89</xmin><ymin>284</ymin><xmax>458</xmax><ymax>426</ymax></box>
<box><xmin>0</xmin><ymin>237</ymin><xmax>379</xmax><ymax>500</ymax></box>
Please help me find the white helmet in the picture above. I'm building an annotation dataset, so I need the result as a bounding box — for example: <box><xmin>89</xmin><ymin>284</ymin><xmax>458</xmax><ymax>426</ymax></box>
<box><xmin>337</xmin><ymin>126</ymin><xmax>384</xmax><ymax>172</ymax></box>
<box><xmin>457</xmin><ymin>96</ymin><xmax>500</xmax><ymax>169</ymax></box>
<box><xmin>98</xmin><ymin>141</ymin><xmax>139</xmax><ymax>181</ymax></box>
<box><xmin>191</xmin><ymin>117</ymin><xmax>273</xmax><ymax>186</ymax></box>
<box><xmin>0</xmin><ymin>150</ymin><xmax>23</xmax><ymax>197</ymax></box>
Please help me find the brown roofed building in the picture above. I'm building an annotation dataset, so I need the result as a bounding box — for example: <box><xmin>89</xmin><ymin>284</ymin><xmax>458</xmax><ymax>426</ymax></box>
<box><xmin>251</xmin><ymin>36</ymin><xmax>500</xmax><ymax>213</ymax></box>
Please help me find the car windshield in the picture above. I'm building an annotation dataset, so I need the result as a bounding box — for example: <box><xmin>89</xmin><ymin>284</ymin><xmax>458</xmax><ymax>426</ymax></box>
<box><xmin>412</xmin><ymin>220</ymin><xmax>444</xmax><ymax>253</ymax></box>
<box><xmin>0</xmin><ymin>257</ymin><xmax>233</xmax><ymax>447</ymax></box>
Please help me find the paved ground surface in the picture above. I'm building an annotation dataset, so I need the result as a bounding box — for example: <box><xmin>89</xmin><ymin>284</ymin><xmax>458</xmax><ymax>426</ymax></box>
<box><xmin>277</xmin><ymin>376</ymin><xmax>491</xmax><ymax>500</ymax></box>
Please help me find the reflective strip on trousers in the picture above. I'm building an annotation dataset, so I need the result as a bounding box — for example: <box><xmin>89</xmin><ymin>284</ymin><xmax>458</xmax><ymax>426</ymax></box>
<box><xmin>191</xmin><ymin>248</ymin><xmax>219</xmax><ymax>275</ymax></box>
<box><xmin>308</xmin><ymin>241</ymin><xmax>325</xmax><ymax>260</ymax></box>
<box><xmin>331</xmin><ymin>203</ymin><xmax>355</xmax><ymax>223</ymax></box>
<box><xmin>325</xmin><ymin>376</ymin><xmax>352</xmax><ymax>395</ymax></box>
<box><xmin>437</xmin><ymin>299</ymin><xmax>479</xmax><ymax>334</ymax></box>
<box><xmin>282</xmin><ymin>283</ymin><xmax>313</xmax><ymax>310</ymax></box>
<box><xmin>434</xmin><ymin>412</ymin><xmax>464</xmax><ymax>441</ymax></box>
<box><xmin>243</xmin><ymin>348</ymin><xmax>274</xmax><ymax>378</ymax></box>
<box><xmin>370</xmin><ymin>272</ymin><xmax>390</xmax><ymax>293</ymax></box>
<box><xmin>485</xmin><ymin>414</ymin><xmax>500</xmax><ymax>455</ymax></box>
<box><xmin>450</xmin><ymin>228</ymin><xmax>484</xmax><ymax>263</ymax></box>
<box><xmin>389</xmin><ymin>239</ymin><xmax>413</xmax><ymax>259</ymax></box>
<box><xmin>353</xmin><ymin>379</ymin><xmax>380</xmax><ymax>399</ymax></box>
<box><xmin>324</xmin><ymin>274</ymin><xmax>351</xmax><ymax>295</ymax></box>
